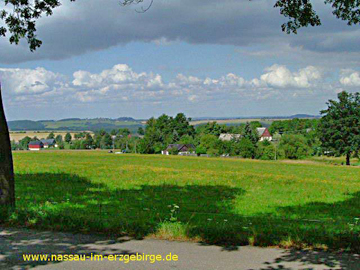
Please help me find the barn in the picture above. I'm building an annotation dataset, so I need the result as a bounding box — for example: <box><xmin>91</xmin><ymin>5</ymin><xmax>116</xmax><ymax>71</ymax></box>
<box><xmin>28</xmin><ymin>141</ymin><xmax>44</xmax><ymax>151</ymax></box>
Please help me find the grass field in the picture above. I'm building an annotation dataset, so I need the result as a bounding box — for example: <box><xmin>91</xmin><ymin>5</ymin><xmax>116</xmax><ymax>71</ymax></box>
<box><xmin>3</xmin><ymin>152</ymin><xmax>360</xmax><ymax>251</ymax></box>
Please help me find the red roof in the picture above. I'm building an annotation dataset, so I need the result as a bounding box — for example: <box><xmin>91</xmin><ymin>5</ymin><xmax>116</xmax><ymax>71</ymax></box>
<box><xmin>262</xmin><ymin>128</ymin><xmax>271</xmax><ymax>137</ymax></box>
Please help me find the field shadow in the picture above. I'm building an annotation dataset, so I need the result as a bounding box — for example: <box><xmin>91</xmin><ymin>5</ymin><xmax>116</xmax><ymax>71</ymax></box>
<box><xmin>10</xmin><ymin>173</ymin><xmax>244</xmax><ymax>238</ymax></box>
<box><xmin>269</xmin><ymin>191</ymin><xmax>360</xmax><ymax>251</ymax></box>
<box><xmin>1</xmin><ymin>172</ymin><xmax>360</xmax><ymax>269</ymax></box>
<box><xmin>1</xmin><ymin>172</ymin><xmax>245</xmax><ymax>268</ymax></box>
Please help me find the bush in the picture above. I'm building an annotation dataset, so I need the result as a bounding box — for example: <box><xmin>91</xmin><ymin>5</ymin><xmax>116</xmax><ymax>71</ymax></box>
<box><xmin>257</xmin><ymin>143</ymin><xmax>276</xmax><ymax>160</ymax></box>
<box><xmin>196</xmin><ymin>145</ymin><xmax>207</xmax><ymax>155</ymax></box>
<box><xmin>207</xmin><ymin>148</ymin><xmax>220</xmax><ymax>157</ymax></box>
<box><xmin>279</xmin><ymin>134</ymin><xmax>312</xmax><ymax>159</ymax></box>
<box><xmin>58</xmin><ymin>142</ymin><xmax>65</xmax><ymax>149</ymax></box>
<box><xmin>198</xmin><ymin>134</ymin><xmax>221</xmax><ymax>156</ymax></box>
<box><xmin>238</xmin><ymin>138</ymin><xmax>256</xmax><ymax>159</ymax></box>
<box><xmin>169</xmin><ymin>147</ymin><xmax>179</xmax><ymax>155</ymax></box>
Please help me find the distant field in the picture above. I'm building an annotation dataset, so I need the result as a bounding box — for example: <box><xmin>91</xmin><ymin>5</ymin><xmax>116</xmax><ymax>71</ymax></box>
<box><xmin>41</xmin><ymin>119</ymin><xmax>141</xmax><ymax>129</ymax></box>
<box><xmin>8</xmin><ymin>118</ymin><xmax>143</xmax><ymax>132</ymax></box>
<box><xmin>4</xmin><ymin>151</ymin><xmax>360</xmax><ymax>251</ymax></box>
<box><xmin>9</xmin><ymin>131</ymin><xmax>91</xmax><ymax>142</ymax></box>
<box><xmin>190</xmin><ymin>118</ymin><xmax>275</xmax><ymax>126</ymax></box>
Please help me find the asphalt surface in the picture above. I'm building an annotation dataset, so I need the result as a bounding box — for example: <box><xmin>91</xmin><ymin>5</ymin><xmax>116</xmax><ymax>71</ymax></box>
<box><xmin>1</xmin><ymin>227</ymin><xmax>359</xmax><ymax>269</ymax></box>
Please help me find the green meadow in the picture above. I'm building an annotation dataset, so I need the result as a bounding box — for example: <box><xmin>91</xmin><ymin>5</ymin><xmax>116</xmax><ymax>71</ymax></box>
<box><xmin>4</xmin><ymin>151</ymin><xmax>360</xmax><ymax>251</ymax></box>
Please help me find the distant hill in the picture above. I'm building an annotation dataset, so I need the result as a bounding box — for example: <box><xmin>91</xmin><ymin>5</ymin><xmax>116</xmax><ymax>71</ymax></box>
<box><xmin>8</xmin><ymin>114</ymin><xmax>319</xmax><ymax>132</ymax></box>
<box><xmin>288</xmin><ymin>114</ymin><xmax>319</xmax><ymax>119</ymax></box>
<box><xmin>8</xmin><ymin>118</ymin><xmax>143</xmax><ymax>132</ymax></box>
<box><xmin>8</xmin><ymin>120</ymin><xmax>45</xmax><ymax>131</ymax></box>
<box><xmin>192</xmin><ymin>114</ymin><xmax>319</xmax><ymax>121</ymax></box>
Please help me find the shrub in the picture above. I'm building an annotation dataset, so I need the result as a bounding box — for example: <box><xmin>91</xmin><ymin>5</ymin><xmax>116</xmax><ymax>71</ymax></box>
<box><xmin>207</xmin><ymin>148</ymin><xmax>220</xmax><ymax>157</ymax></box>
<box><xmin>280</xmin><ymin>134</ymin><xmax>312</xmax><ymax>159</ymax></box>
<box><xmin>196</xmin><ymin>145</ymin><xmax>207</xmax><ymax>155</ymax></box>
<box><xmin>238</xmin><ymin>138</ymin><xmax>256</xmax><ymax>159</ymax></box>
<box><xmin>58</xmin><ymin>142</ymin><xmax>65</xmax><ymax>149</ymax></box>
<box><xmin>169</xmin><ymin>147</ymin><xmax>179</xmax><ymax>155</ymax></box>
<box><xmin>258</xmin><ymin>144</ymin><xmax>276</xmax><ymax>160</ymax></box>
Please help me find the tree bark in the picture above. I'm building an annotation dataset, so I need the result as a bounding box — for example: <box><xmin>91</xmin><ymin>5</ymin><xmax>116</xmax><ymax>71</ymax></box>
<box><xmin>0</xmin><ymin>85</ymin><xmax>15</xmax><ymax>208</ymax></box>
<box><xmin>346</xmin><ymin>153</ymin><xmax>351</xmax><ymax>166</ymax></box>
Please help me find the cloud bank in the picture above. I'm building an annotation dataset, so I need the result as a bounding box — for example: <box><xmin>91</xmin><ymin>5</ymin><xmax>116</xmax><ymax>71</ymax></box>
<box><xmin>1</xmin><ymin>63</ymin><xmax>355</xmax><ymax>111</ymax></box>
<box><xmin>1</xmin><ymin>0</ymin><xmax>360</xmax><ymax>64</ymax></box>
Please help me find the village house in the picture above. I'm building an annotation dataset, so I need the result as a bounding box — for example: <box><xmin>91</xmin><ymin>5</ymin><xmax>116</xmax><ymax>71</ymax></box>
<box><xmin>162</xmin><ymin>144</ymin><xmax>195</xmax><ymax>155</ymax></box>
<box><xmin>219</xmin><ymin>128</ymin><xmax>272</xmax><ymax>142</ymax></box>
<box><xmin>41</xmin><ymin>139</ymin><xmax>56</xmax><ymax>148</ymax></box>
<box><xmin>219</xmin><ymin>133</ymin><xmax>241</xmax><ymax>141</ymax></box>
<box><xmin>28</xmin><ymin>141</ymin><xmax>44</xmax><ymax>151</ymax></box>
<box><xmin>256</xmin><ymin>127</ymin><xmax>272</xmax><ymax>141</ymax></box>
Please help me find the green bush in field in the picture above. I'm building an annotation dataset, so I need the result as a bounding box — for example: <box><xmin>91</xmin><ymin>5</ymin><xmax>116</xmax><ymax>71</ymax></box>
<box><xmin>195</xmin><ymin>145</ymin><xmax>207</xmax><ymax>155</ymax></box>
<box><xmin>238</xmin><ymin>138</ymin><xmax>256</xmax><ymax>159</ymax></box>
<box><xmin>198</xmin><ymin>134</ymin><xmax>221</xmax><ymax>156</ymax></box>
<box><xmin>58</xmin><ymin>142</ymin><xmax>65</xmax><ymax>150</ymax></box>
<box><xmin>280</xmin><ymin>134</ymin><xmax>312</xmax><ymax>159</ymax></box>
<box><xmin>257</xmin><ymin>143</ymin><xmax>276</xmax><ymax>160</ymax></box>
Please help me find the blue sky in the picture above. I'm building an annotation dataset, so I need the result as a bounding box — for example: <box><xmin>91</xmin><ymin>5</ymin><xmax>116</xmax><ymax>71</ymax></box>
<box><xmin>1</xmin><ymin>0</ymin><xmax>360</xmax><ymax>120</ymax></box>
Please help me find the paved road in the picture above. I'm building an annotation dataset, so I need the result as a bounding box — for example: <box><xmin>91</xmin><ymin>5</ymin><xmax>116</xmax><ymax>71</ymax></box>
<box><xmin>1</xmin><ymin>227</ymin><xmax>359</xmax><ymax>269</ymax></box>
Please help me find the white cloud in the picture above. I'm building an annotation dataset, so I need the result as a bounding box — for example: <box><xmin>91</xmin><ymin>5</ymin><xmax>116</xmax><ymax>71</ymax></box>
<box><xmin>0</xmin><ymin>67</ymin><xmax>66</xmax><ymax>95</ymax></box>
<box><xmin>340</xmin><ymin>69</ymin><xmax>360</xmax><ymax>86</ymax></box>
<box><xmin>0</xmin><ymin>63</ymin><xmax>340</xmax><ymax>109</ymax></box>
<box><xmin>260</xmin><ymin>65</ymin><xmax>322</xmax><ymax>89</ymax></box>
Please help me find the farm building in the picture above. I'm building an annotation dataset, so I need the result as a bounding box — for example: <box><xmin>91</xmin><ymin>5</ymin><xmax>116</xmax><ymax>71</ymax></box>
<box><xmin>162</xmin><ymin>144</ymin><xmax>195</xmax><ymax>155</ymax></box>
<box><xmin>41</xmin><ymin>139</ymin><xmax>56</xmax><ymax>148</ymax></box>
<box><xmin>219</xmin><ymin>133</ymin><xmax>241</xmax><ymax>141</ymax></box>
<box><xmin>256</xmin><ymin>127</ymin><xmax>272</xmax><ymax>141</ymax></box>
<box><xmin>28</xmin><ymin>141</ymin><xmax>44</xmax><ymax>151</ymax></box>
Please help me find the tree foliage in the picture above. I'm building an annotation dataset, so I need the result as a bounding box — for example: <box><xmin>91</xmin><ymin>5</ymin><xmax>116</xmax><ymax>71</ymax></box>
<box><xmin>64</xmin><ymin>132</ymin><xmax>72</xmax><ymax>143</ymax></box>
<box><xmin>243</xmin><ymin>122</ymin><xmax>259</xmax><ymax>145</ymax></box>
<box><xmin>55</xmin><ymin>134</ymin><xmax>62</xmax><ymax>144</ymax></box>
<box><xmin>238</xmin><ymin>138</ymin><xmax>256</xmax><ymax>159</ymax></box>
<box><xmin>318</xmin><ymin>91</ymin><xmax>360</xmax><ymax>165</ymax></box>
<box><xmin>47</xmin><ymin>132</ymin><xmax>55</xmax><ymax>139</ymax></box>
<box><xmin>279</xmin><ymin>134</ymin><xmax>312</xmax><ymax>159</ymax></box>
<box><xmin>140</xmin><ymin>113</ymin><xmax>195</xmax><ymax>154</ymax></box>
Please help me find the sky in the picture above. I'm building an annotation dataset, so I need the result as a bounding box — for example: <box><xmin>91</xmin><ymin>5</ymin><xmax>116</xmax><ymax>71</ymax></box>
<box><xmin>0</xmin><ymin>0</ymin><xmax>360</xmax><ymax>121</ymax></box>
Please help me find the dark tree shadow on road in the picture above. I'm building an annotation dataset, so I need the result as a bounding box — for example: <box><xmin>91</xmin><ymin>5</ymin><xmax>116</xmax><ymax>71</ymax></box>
<box><xmin>0</xmin><ymin>227</ymin><xmax>134</xmax><ymax>269</ymax></box>
<box><xmin>250</xmin><ymin>249</ymin><xmax>360</xmax><ymax>270</ymax></box>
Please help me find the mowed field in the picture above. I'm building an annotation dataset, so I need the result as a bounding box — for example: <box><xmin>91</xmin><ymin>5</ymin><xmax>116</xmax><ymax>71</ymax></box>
<box><xmin>6</xmin><ymin>151</ymin><xmax>360</xmax><ymax>251</ymax></box>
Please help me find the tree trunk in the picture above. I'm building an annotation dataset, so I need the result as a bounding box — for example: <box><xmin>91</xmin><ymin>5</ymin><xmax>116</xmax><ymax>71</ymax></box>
<box><xmin>346</xmin><ymin>153</ymin><xmax>351</xmax><ymax>166</ymax></box>
<box><xmin>0</xmin><ymin>85</ymin><xmax>15</xmax><ymax>208</ymax></box>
